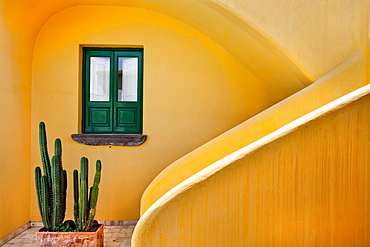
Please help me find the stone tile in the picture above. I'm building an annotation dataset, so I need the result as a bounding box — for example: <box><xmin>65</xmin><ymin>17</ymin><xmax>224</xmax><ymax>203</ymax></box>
<box><xmin>25</xmin><ymin>228</ymin><xmax>39</xmax><ymax>234</ymax></box>
<box><xmin>2</xmin><ymin>222</ymin><xmax>136</xmax><ymax>246</ymax></box>
<box><xmin>30</xmin><ymin>222</ymin><xmax>43</xmax><ymax>228</ymax></box>
<box><xmin>123</xmin><ymin>232</ymin><xmax>134</xmax><ymax>237</ymax></box>
<box><xmin>111</xmin><ymin>237</ymin><xmax>127</xmax><ymax>242</ymax></box>
<box><xmin>109</xmin><ymin>229</ymin><xmax>122</xmax><ymax>233</ymax></box>
<box><xmin>21</xmin><ymin>234</ymin><xmax>35</xmax><ymax>239</ymax></box>
<box><xmin>18</xmin><ymin>240</ymin><xmax>35</xmax><ymax>244</ymax></box>
<box><xmin>111</xmin><ymin>232</ymin><xmax>123</xmax><ymax>238</ymax></box>
<box><xmin>119</xmin><ymin>238</ymin><xmax>131</xmax><ymax>247</ymax></box>
<box><xmin>13</xmin><ymin>234</ymin><xmax>26</xmax><ymax>239</ymax></box>
<box><xmin>105</xmin><ymin>243</ymin><xmax>120</xmax><ymax>247</ymax></box>
<box><xmin>21</xmin><ymin>244</ymin><xmax>35</xmax><ymax>247</ymax></box>
<box><xmin>6</xmin><ymin>238</ymin><xmax>23</xmax><ymax>244</ymax></box>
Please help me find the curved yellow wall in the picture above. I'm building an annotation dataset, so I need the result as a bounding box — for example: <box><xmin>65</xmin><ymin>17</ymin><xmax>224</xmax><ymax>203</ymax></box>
<box><xmin>2</xmin><ymin>0</ymin><xmax>313</xmax><ymax>101</ymax></box>
<box><xmin>1</xmin><ymin>0</ymin><xmax>367</xmax><ymax>103</ymax></box>
<box><xmin>216</xmin><ymin>0</ymin><xmax>370</xmax><ymax>79</ymax></box>
<box><xmin>0</xmin><ymin>0</ymin><xmax>368</xmax><ymax>241</ymax></box>
<box><xmin>133</xmin><ymin>87</ymin><xmax>370</xmax><ymax>246</ymax></box>
<box><xmin>30</xmin><ymin>5</ymin><xmax>275</xmax><ymax>221</ymax></box>
<box><xmin>139</xmin><ymin>0</ymin><xmax>370</xmax><ymax>217</ymax></box>
<box><xmin>141</xmin><ymin>50</ymin><xmax>368</xmax><ymax>214</ymax></box>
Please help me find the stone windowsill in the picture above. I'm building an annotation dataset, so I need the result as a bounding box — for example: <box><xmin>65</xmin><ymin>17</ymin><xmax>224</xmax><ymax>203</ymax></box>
<box><xmin>71</xmin><ymin>133</ymin><xmax>147</xmax><ymax>146</ymax></box>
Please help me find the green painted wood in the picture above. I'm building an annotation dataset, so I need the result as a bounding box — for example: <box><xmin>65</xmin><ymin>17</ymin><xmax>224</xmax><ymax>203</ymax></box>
<box><xmin>82</xmin><ymin>48</ymin><xmax>143</xmax><ymax>134</ymax></box>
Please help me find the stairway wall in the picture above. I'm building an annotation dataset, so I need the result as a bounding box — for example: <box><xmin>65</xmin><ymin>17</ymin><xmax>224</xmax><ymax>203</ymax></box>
<box><xmin>140</xmin><ymin>52</ymin><xmax>368</xmax><ymax>215</ymax></box>
<box><xmin>134</xmin><ymin>88</ymin><xmax>370</xmax><ymax>246</ymax></box>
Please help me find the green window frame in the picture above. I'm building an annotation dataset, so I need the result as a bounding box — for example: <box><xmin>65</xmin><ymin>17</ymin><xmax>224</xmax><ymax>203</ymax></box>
<box><xmin>82</xmin><ymin>47</ymin><xmax>143</xmax><ymax>134</ymax></box>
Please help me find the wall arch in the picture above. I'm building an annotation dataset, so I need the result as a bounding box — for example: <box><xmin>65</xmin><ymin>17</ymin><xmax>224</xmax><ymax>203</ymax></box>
<box><xmin>30</xmin><ymin>4</ymin><xmax>277</xmax><ymax>221</ymax></box>
<box><xmin>4</xmin><ymin>0</ymin><xmax>311</xmax><ymax>101</ymax></box>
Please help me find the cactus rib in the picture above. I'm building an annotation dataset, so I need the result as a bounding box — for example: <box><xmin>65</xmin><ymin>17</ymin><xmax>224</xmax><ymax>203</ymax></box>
<box><xmin>51</xmin><ymin>156</ymin><xmax>62</xmax><ymax>229</ymax></box>
<box><xmin>41</xmin><ymin>176</ymin><xmax>51</xmax><ymax>230</ymax></box>
<box><xmin>35</xmin><ymin>122</ymin><xmax>102</xmax><ymax>232</ymax></box>
<box><xmin>74</xmin><ymin>158</ymin><xmax>102</xmax><ymax>231</ymax></box>
<box><xmin>79</xmin><ymin>157</ymin><xmax>88</xmax><ymax>231</ymax></box>
<box><xmin>35</xmin><ymin>122</ymin><xmax>66</xmax><ymax>231</ymax></box>
<box><xmin>73</xmin><ymin>169</ymin><xmax>80</xmax><ymax>230</ymax></box>
<box><xmin>39</xmin><ymin>122</ymin><xmax>52</xmax><ymax>200</ymax></box>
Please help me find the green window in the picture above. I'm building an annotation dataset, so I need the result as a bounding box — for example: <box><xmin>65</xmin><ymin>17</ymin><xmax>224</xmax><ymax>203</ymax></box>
<box><xmin>82</xmin><ymin>48</ymin><xmax>143</xmax><ymax>133</ymax></box>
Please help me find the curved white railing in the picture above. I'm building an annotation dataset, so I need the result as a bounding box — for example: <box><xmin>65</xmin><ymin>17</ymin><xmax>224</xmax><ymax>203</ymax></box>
<box><xmin>133</xmin><ymin>83</ymin><xmax>370</xmax><ymax>246</ymax></box>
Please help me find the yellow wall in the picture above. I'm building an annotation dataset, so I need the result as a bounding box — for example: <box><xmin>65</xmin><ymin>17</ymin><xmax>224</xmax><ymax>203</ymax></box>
<box><xmin>30</xmin><ymin>5</ymin><xmax>276</xmax><ymax>222</ymax></box>
<box><xmin>133</xmin><ymin>88</ymin><xmax>370</xmax><ymax>246</ymax></box>
<box><xmin>2</xmin><ymin>0</ymin><xmax>312</xmax><ymax>101</ymax></box>
<box><xmin>141</xmin><ymin>49</ymin><xmax>369</xmax><ymax>214</ymax></box>
<box><xmin>0</xmin><ymin>0</ymin><xmax>368</xmax><ymax>241</ymax></box>
<box><xmin>0</xmin><ymin>4</ymin><xmax>32</xmax><ymax>239</ymax></box>
<box><xmin>139</xmin><ymin>0</ymin><xmax>369</xmax><ymax>214</ymax></box>
<box><xmin>217</xmin><ymin>0</ymin><xmax>370</xmax><ymax>80</ymax></box>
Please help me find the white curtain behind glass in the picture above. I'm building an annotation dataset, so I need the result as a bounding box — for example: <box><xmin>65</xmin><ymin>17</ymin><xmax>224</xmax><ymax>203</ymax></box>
<box><xmin>90</xmin><ymin>57</ymin><xmax>110</xmax><ymax>101</ymax></box>
<box><xmin>118</xmin><ymin>57</ymin><xmax>138</xmax><ymax>102</ymax></box>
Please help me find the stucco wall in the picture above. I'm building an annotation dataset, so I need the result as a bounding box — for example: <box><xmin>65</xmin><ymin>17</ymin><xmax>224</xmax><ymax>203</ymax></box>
<box><xmin>30</xmin><ymin>5</ymin><xmax>275</xmax><ymax>222</ymax></box>
<box><xmin>216</xmin><ymin>0</ymin><xmax>370</xmax><ymax>80</ymax></box>
<box><xmin>0</xmin><ymin>0</ymin><xmax>368</xmax><ymax>241</ymax></box>
<box><xmin>133</xmin><ymin>88</ymin><xmax>370</xmax><ymax>246</ymax></box>
<box><xmin>0</xmin><ymin>5</ymin><xmax>31</xmax><ymax>239</ymax></box>
<box><xmin>140</xmin><ymin>49</ymin><xmax>369</xmax><ymax>214</ymax></box>
<box><xmin>139</xmin><ymin>0</ymin><xmax>369</xmax><ymax>216</ymax></box>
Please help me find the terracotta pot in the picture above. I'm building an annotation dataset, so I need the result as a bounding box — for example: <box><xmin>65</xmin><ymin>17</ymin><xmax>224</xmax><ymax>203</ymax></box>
<box><xmin>35</xmin><ymin>224</ymin><xmax>104</xmax><ymax>247</ymax></box>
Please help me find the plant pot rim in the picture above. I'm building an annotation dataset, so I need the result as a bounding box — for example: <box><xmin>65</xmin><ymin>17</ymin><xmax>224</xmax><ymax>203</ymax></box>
<box><xmin>37</xmin><ymin>224</ymin><xmax>104</xmax><ymax>235</ymax></box>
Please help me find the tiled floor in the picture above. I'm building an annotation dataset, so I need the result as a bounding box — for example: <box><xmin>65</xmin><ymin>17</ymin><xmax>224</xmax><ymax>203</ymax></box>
<box><xmin>2</xmin><ymin>224</ymin><xmax>136</xmax><ymax>247</ymax></box>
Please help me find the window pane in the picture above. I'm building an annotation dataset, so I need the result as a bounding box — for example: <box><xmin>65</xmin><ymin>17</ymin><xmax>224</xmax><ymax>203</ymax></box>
<box><xmin>118</xmin><ymin>57</ymin><xmax>138</xmax><ymax>102</ymax></box>
<box><xmin>90</xmin><ymin>57</ymin><xmax>110</xmax><ymax>101</ymax></box>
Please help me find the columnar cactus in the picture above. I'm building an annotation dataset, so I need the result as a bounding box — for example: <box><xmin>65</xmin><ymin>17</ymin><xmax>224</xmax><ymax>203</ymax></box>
<box><xmin>73</xmin><ymin>157</ymin><xmax>102</xmax><ymax>231</ymax></box>
<box><xmin>35</xmin><ymin>122</ymin><xmax>67</xmax><ymax>231</ymax></box>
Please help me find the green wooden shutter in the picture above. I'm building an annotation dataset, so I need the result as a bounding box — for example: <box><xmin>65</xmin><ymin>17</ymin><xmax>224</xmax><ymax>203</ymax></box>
<box><xmin>82</xmin><ymin>48</ymin><xmax>143</xmax><ymax>134</ymax></box>
<box><xmin>113</xmin><ymin>50</ymin><xmax>143</xmax><ymax>133</ymax></box>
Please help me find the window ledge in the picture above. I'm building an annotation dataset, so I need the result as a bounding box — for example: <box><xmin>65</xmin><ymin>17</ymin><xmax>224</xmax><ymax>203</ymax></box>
<box><xmin>71</xmin><ymin>134</ymin><xmax>147</xmax><ymax>146</ymax></box>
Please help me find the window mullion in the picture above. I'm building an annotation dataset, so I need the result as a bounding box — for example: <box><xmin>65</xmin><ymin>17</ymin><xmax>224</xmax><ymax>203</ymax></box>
<box><xmin>110</xmin><ymin>52</ymin><xmax>117</xmax><ymax>133</ymax></box>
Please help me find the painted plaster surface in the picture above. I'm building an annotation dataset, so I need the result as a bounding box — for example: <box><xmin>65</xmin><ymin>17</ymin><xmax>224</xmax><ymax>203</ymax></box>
<box><xmin>133</xmin><ymin>86</ymin><xmax>370</xmax><ymax>246</ymax></box>
<box><xmin>216</xmin><ymin>0</ymin><xmax>370</xmax><ymax>79</ymax></box>
<box><xmin>140</xmin><ymin>50</ymin><xmax>368</xmax><ymax>215</ymax></box>
<box><xmin>0</xmin><ymin>4</ymin><xmax>31</xmax><ymax>239</ymax></box>
<box><xmin>30</xmin><ymin>5</ymin><xmax>275</xmax><ymax>224</ymax></box>
<box><xmin>0</xmin><ymin>0</ymin><xmax>369</xmax><ymax>241</ymax></box>
<box><xmin>2</xmin><ymin>0</ymin><xmax>313</xmax><ymax>100</ymax></box>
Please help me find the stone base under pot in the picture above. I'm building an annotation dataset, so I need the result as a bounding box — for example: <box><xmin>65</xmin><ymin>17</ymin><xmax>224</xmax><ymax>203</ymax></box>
<box><xmin>35</xmin><ymin>224</ymin><xmax>104</xmax><ymax>246</ymax></box>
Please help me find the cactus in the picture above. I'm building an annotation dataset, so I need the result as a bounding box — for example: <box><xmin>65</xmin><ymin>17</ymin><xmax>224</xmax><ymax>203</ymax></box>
<box><xmin>74</xmin><ymin>157</ymin><xmax>102</xmax><ymax>231</ymax></box>
<box><xmin>35</xmin><ymin>122</ymin><xmax>102</xmax><ymax>232</ymax></box>
<box><xmin>34</xmin><ymin>122</ymin><xmax>67</xmax><ymax>231</ymax></box>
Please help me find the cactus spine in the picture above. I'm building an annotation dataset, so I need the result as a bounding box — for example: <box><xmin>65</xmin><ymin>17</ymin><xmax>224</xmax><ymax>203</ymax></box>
<box><xmin>74</xmin><ymin>157</ymin><xmax>102</xmax><ymax>231</ymax></box>
<box><xmin>35</xmin><ymin>122</ymin><xmax>67</xmax><ymax>231</ymax></box>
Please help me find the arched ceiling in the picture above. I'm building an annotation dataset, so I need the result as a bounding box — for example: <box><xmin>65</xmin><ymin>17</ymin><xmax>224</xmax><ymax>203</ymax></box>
<box><xmin>3</xmin><ymin>0</ymin><xmax>311</xmax><ymax>101</ymax></box>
